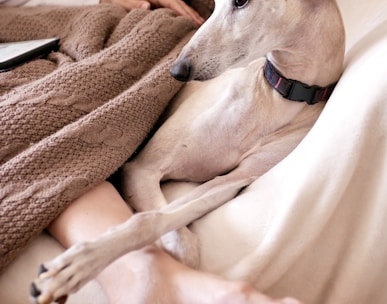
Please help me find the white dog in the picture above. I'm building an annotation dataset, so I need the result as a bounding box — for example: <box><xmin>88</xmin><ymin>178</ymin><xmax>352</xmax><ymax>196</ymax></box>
<box><xmin>31</xmin><ymin>0</ymin><xmax>345</xmax><ymax>302</ymax></box>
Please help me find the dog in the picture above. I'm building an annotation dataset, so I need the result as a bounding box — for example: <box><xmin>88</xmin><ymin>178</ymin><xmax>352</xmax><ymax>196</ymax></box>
<box><xmin>31</xmin><ymin>0</ymin><xmax>345</xmax><ymax>302</ymax></box>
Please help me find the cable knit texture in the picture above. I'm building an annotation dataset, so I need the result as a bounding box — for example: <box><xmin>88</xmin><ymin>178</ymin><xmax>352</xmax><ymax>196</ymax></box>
<box><xmin>0</xmin><ymin>3</ymin><xmax>213</xmax><ymax>272</ymax></box>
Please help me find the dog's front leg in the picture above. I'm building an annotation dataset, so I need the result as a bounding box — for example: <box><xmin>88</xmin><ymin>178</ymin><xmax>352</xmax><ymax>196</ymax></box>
<box><xmin>121</xmin><ymin>161</ymin><xmax>201</xmax><ymax>268</ymax></box>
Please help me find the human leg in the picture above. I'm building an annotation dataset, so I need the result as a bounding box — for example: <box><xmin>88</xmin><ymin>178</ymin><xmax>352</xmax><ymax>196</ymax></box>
<box><xmin>47</xmin><ymin>181</ymin><xmax>301</xmax><ymax>304</ymax></box>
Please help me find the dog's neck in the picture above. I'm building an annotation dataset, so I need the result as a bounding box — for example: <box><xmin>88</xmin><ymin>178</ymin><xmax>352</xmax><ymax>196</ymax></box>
<box><xmin>266</xmin><ymin>49</ymin><xmax>344</xmax><ymax>88</ymax></box>
<box><xmin>266</xmin><ymin>1</ymin><xmax>345</xmax><ymax>88</ymax></box>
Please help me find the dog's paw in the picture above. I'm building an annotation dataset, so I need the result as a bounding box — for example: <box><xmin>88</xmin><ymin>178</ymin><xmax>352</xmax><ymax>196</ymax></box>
<box><xmin>30</xmin><ymin>265</ymin><xmax>67</xmax><ymax>304</ymax></box>
<box><xmin>161</xmin><ymin>227</ymin><xmax>200</xmax><ymax>269</ymax></box>
<box><xmin>30</xmin><ymin>277</ymin><xmax>68</xmax><ymax>304</ymax></box>
<box><xmin>30</xmin><ymin>262</ymin><xmax>70</xmax><ymax>304</ymax></box>
<box><xmin>30</xmin><ymin>241</ymin><xmax>104</xmax><ymax>304</ymax></box>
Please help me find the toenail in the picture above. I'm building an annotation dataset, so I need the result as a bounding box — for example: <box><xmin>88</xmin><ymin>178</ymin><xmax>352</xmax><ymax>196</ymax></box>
<box><xmin>30</xmin><ymin>282</ymin><xmax>41</xmax><ymax>297</ymax></box>
<box><xmin>55</xmin><ymin>295</ymin><xmax>68</xmax><ymax>304</ymax></box>
<box><xmin>39</xmin><ymin>264</ymin><xmax>48</xmax><ymax>274</ymax></box>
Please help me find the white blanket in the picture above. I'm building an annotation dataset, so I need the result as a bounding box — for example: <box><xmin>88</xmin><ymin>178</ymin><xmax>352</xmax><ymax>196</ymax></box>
<box><xmin>1</xmin><ymin>0</ymin><xmax>386</xmax><ymax>303</ymax></box>
<box><xmin>192</xmin><ymin>0</ymin><xmax>387</xmax><ymax>303</ymax></box>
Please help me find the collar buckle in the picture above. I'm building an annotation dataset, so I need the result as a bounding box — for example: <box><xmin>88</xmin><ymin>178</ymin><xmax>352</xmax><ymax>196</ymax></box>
<box><xmin>287</xmin><ymin>81</ymin><xmax>319</xmax><ymax>105</ymax></box>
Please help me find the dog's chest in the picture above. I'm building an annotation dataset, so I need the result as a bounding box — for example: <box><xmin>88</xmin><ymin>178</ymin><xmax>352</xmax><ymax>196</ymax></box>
<box><xmin>185</xmin><ymin>71</ymin><xmax>264</xmax><ymax>149</ymax></box>
<box><xmin>168</xmin><ymin>82</ymin><xmax>264</xmax><ymax>179</ymax></box>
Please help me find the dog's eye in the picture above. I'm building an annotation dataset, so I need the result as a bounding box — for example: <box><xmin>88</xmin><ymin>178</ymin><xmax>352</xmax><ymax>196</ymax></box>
<box><xmin>234</xmin><ymin>0</ymin><xmax>249</xmax><ymax>8</ymax></box>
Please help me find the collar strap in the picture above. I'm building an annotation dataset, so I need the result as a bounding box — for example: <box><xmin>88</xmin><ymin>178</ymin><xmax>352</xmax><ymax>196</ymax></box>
<box><xmin>263</xmin><ymin>59</ymin><xmax>337</xmax><ymax>105</ymax></box>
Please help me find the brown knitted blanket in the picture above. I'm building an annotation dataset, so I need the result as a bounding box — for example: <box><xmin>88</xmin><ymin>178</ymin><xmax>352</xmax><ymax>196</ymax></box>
<box><xmin>0</xmin><ymin>3</ymin><xmax>212</xmax><ymax>272</ymax></box>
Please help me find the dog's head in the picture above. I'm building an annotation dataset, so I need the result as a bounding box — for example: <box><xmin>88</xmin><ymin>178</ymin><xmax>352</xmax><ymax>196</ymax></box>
<box><xmin>170</xmin><ymin>0</ymin><xmax>342</xmax><ymax>81</ymax></box>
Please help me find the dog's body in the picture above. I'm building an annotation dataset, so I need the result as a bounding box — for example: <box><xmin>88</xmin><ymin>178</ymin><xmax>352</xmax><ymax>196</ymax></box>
<box><xmin>32</xmin><ymin>0</ymin><xmax>345</xmax><ymax>302</ymax></box>
<box><xmin>121</xmin><ymin>58</ymin><xmax>326</xmax><ymax>267</ymax></box>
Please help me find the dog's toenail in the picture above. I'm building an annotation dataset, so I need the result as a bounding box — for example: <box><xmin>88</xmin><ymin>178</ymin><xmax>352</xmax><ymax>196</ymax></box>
<box><xmin>39</xmin><ymin>264</ymin><xmax>48</xmax><ymax>274</ymax></box>
<box><xmin>30</xmin><ymin>282</ymin><xmax>41</xmax><ymax>297</ymax></box>
<box><xmin>55</xmin><ymin>295</ymin><xmax>68</xmax><ymax>304</ymax></box>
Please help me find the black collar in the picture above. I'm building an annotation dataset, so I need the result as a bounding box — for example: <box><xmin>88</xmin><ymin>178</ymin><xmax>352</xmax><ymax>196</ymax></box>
<box><xmin>263</xmin><ymin>59</ymin><xmax>337</xmax><ymax>105</ymax></box>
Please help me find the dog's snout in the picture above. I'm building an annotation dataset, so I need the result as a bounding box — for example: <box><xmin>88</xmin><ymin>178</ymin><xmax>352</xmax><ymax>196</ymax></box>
<box><xmin>170</xmin><ymin>60</ymin><xmax>192</xmax><ymax>82</ymax></box>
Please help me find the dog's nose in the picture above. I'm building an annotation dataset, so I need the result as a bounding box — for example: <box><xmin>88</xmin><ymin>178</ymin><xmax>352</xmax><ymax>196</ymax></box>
<box><xmin>170</xmin><ymin>60</ymin><xmax>192</xmax><ymax>82</ymax></box>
